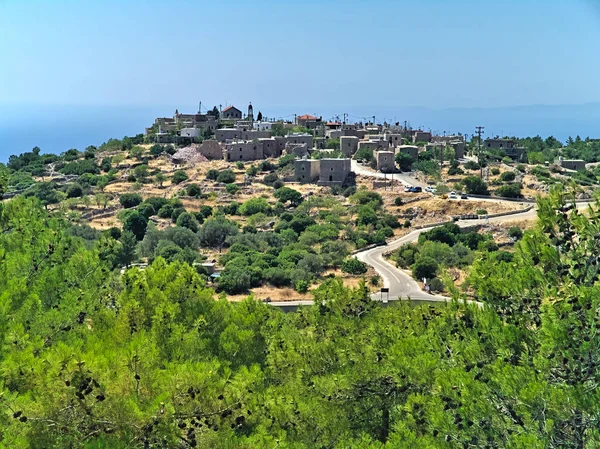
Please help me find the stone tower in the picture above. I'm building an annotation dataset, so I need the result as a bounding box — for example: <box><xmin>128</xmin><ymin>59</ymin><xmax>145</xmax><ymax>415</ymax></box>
<box><xmin>247</xmin><ymin>102</ymin><xmax>254</xmax><ymax>122</ymax></box>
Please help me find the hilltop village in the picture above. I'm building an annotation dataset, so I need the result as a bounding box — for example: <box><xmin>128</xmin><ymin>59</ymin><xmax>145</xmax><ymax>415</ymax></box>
<box><xmin>5</xmin><ymin>102</ymin><xmax>600</xmax><ymax>303</ymax></box>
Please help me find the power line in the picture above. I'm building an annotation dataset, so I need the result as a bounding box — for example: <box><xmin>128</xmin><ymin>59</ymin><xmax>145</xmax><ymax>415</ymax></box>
<box><xmin>475</xmin><ymin>126</ymin><xmax>485</xmax><ymax>178</ymax></box>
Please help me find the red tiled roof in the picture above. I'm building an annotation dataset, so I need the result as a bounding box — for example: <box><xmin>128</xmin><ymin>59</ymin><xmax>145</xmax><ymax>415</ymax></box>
<box><xmin>298</xmin><ymin>114</ymin><xmax>318</xmax><ymax>120</ymax></box>
<box><xmin>327</xmin><ymin>121</ymin><xmax>341</xmax><ymax>126</ymax></box>
<box><xmin>222</xmin><ymin>105</ymin><xmax>240</xmax><ymax>113</ymax></box>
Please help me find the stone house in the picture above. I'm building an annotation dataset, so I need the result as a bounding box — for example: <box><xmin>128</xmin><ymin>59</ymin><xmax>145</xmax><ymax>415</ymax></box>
<box><xmin>340</xmin><ymin>136</ymin><xmax>359</xmax><ymax>157</ymax></box>
<box><xmin>411</xmin><ymin>130</ymin><xmax>432</xmax><ymax>143</ymax></box>
<box><xmin>197</xmin><ymin>140</ymin><xmax>223</xmax><ymax>160</ymax></box>
<box><xmin>223</xmin><ymin>141</ymin><xmax>264</xmax><ymax>162</ymax></box>
<box><xmin>560</xmin><ymin>159</ymin><xmax>586</xmax><ymax>171</ymax></box>
<box><xmin>376</xmin><ymin>151</ymin><xmax>395</xmax><ymax>173</ymax></box>
<box><xmin>259</xmin><ymin>138</ymin><xmax>279</xmax><ymax>158</ymax></box>
<box><xmin>357</xmin><ymin>139</ymin><xmax>389</xmax><ymax>152</ymax></box>
<box><xmin>297</xmin><ymin>114</ymin><xmax>322</xmax><ymax>129</ymax></box>
<box><xmin>384</xmin><ymin>132</ymin><xmax>403</xmax><ymax>148</ymax></box>
<box><xmin>295</xmin><ymin>159</ymin><xmax>321</xmax><ymax>183</ymax></box>
<box><xmin>285</xmin><ymin>143</ymin><xmax>309</xmax><ymax>158</ymax></box>
<box><xmin>318</xmin><ymin>159</ymin><xmax>351</xmax><ymax>185</ymax></box>
<box><xmin>398</xmin><ymin>145</ymin><xmax>419</xmax><ymax>161</ymax></box>
<box><xmin>221</xmin><ymin>105</ymin><xmax>242</xmax><ymax>120</ymax></box>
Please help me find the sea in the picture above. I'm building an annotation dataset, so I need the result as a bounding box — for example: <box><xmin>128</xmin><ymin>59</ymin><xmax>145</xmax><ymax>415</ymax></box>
<box><xmin>2</xmin><ymin>103</ymin><xmax>600</xmax><ymax>162</ymax></box>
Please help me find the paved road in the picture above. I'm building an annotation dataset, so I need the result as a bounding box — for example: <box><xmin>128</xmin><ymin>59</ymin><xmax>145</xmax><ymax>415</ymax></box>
<box><xmin>351</xmin><ymin>160</ymin><xmax>426</xmax><ymax>188</ymax></box>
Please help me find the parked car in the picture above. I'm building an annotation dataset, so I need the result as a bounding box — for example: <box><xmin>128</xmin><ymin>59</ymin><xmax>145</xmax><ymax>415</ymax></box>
<box><xmin>425</xmin><ymin>186</ymin><xmax>434</xmax><ymax>193</ymax></box>
<box><xmin>449</xmin><ymin>191</ymin><xmax>457</xmax><ymax>199</ymax></box>
<box><xmin>460</xmin><ymin>193</ymin><xmax>468</xmax><ymax>199</ymax></box>
<box><xmin>410</xmin><ymin>186</ymin><xmax>422</xmax><ymax>193</ymax></box>
<box><xmin>404</xmin><ymin>185</ymin><xmax>412</xmax><ymax>192</ymax></box>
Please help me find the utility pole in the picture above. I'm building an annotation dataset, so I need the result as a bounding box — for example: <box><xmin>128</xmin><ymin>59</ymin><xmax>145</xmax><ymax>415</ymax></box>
<box><xmin>475</xmin><ymin>126</ymin><xmax>485</xmax><ymax>178</ymax></box>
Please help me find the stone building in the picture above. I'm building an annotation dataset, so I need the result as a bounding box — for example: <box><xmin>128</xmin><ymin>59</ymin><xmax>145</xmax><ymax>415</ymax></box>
<box><xmin>285</xmin><ymin>143</ymin><xmax>309</xmax><ymax>158</ymax></box>
<box><xmin>259</xmin><ymin>138</ymin><xmax>279</xmax><ymax>158</ymax></box>
<box><xmin>560</xmin><ymin>159</ymin><xmax>586</xmax><ymax>171</ymax></box>
<box><xmin>318</xmin><ymin>159</ymin><xmax>351</xmax><ymax>185</ymax></box>
<box><xmin>221</xmin><ymin>105</ymin><xmax>242</xmax><ymax>120</ymax></box>
<box><xmin>376</xmin><ymin>151</ymin><xmax>396</xmax><ymax>173</ymax></box>
<box><xmin>384</xmin><ymin>132</ymin><xmax>403</xmax><ymax>148</ymax></box>
<box><xmin>449</xmin><ymin>141</ymin><xmax>465</xmax><ymax>159</ymax></box>
<box><xmin>297</xmin><ymin>114</ymin><xmax>322</xmax><ymax>129</ymax></box>
<box><xmin>340</xmin><ymin>136</ymin><xmax>359</xmax><ymax>157</ymax></box>
<box><xmin>215</xmin><ymin>128</ymin><xmax>271</xmax><ymax>142</ymax></box>
<box><xmin>357</xmin><ymin>139</ymin><xmax>389</xmax><ymax>152</ymax></box>
<box><xmin>223</xmin><ymin>141</ymin><xmax>264</xmax><ymax>162</ymax></box>
<box><xmin>398</xmin><ymin>145</ymin><xmax>419</xmax><ymax>160</ymax></box>
<box><xmin>484</xmin><ymin>138</ymin><xmax>525</xmax><ymax>161</ymax></box>
<box><xmin>411</xmin><ymin>130</ymin><xmax>432</xmax><ymax>143</ymax></box>
<box><xmin>295</xmin><ymin>159</ymin><xmax>321</xmax><ymax>183</ymax></box>
<box><xmin>197</xmin><ymin>140</ymin><xmax>223</xmax><ymax>160</ymax></box>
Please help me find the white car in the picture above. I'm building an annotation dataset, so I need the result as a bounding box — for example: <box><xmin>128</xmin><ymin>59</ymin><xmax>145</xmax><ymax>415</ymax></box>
<box><xmin>425</xmin><ymin>186</ymin><xmax>435</xmax><ymax>193</ymax></box>
<box><xmin>449</xmin><ymin>191</ymin><xmax>457</xmax><ymax>199</ymax></box>
<box><xmin>404</xmin><ymin>185</ymin><xmax>412</xmax><ymax>192</ymax></box>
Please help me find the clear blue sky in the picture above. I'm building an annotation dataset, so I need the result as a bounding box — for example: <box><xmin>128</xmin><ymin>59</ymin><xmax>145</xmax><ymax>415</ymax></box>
<box><xmin>2</xmin><ymin>0</ymin><xmax>600</xmax><ymax>112</ymax></box>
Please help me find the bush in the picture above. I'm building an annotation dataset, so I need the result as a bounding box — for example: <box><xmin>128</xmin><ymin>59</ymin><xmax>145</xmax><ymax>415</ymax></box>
<box><xmin>272</xmin><ymin>180</ymin><xmax>284</xmax><ymax>190</ymax></box>
<box><xmin>295</xmin><ymin>279</ymin><xmax>310</xmax><ymax>293</ymax></box>
<box><xmin>240</xmin><ymin>197</ymin><xmax>271</xmax><ymax>216</ymax></box>
<box><xmin>119</xmin><ymin>193</ymin><xmax>143</xmax><ymax>209</ymax></box>
<box><xmin>428</xmin><ymin>277</ymin><xmax>445</xmax><ymax>293</ymax></box>
<box><xmin>138</xmin><ymin>203</ymin><xmax>156</xmax><ymax>219</ymax></box>
<box><xmin>491</xmin><ymin>168</ymin><xmax>501</xmax><ymax>176</ymax></box>
<box><xmin>66</xmin><ymin>183</ymin><xmax>83</xmax><ymax>198</ymax></box>
<box><xmin>216</xmin><ymin>170</ymin><xmax>236</xmax><ymax>184</ymax></box>
<box><xmin>157</xmin><ymin>205</ymin><xmax>174</xmax><ymax>218</ymax></box>
<box><xmin>500</xmin><ymin>171</ymin><xmax>516</xmax><ymax>182</ymax></box>
<box><xmin>412</xmin><ymin>256</ymin><xmax>439</xmax><ymax>280</ymax></box>
<box><xmin>341</xmin><ymin>258</ymin><xmax>368</xmax><ymax>275</ymax></box>
<box><xmin>226</xmin><ymin>184</ymin><xmax>240</xmax><ymax>195</ymax></box>
<box><xmin>516</xmin><ymin>164</ymin><xmax>527</xmax><ymax>173</ymax></box>
<box><xmin>476</xmin><ymin>209</ymin><xmax>488</xmax><ymax>215</ymax></box>
<box><xmin>143</xmin><ymin>197</ymin><xmax>168</xmax><ymax>212</ymax></box>
<box><xmin>464</xmin><ymin>160</ymin><xmax>480</xmax><ymax>171</ymax></box>
<box><xmin>495</xmin><ymin>183</ymin><xmax>522</xmax><ymax>198</ymax></box>
<box><xmin>170</xmin><ymin>207</ymin><xmax>186</xmax><ymax>222</ymax></box>
<box><xmin>172</xmin><ymin>170</ymin><xmax>189</xmax><ymax>185</ymax></box>
<box><xmin>123</xmin><ymin>210</ymin><xmax>148</xmax><ymax>241</ymax></box>
<box><xmin>186</xmin><ymin>183</ymin><xmax>201</xmax><ymax>197</ymax></box>
<box><xmin>206</xmin><ymin>169</ymin><xmax>219</xmax><ymax>180</ymax></box>
<box><xmin>447</xmin><ymin>167</ymin><xmax>464</xmax><ymax>176</ymax></box>
<box><xmin>176</xmin><ymin>212</ymin><xmax>199</xmax><ymax>232</ymax></box>
<box><xmin>263</xmin><ymin>173</ymin><xmax>279</xmax><ymax>186</ymax></box>
<box><xmin>462</xmin><ymin>176</ymin><xmax>489</xmax><ymax>195</ymax></box>
<box><xmin>394</xmin><ymin>197</ymin><xmax>403</xmax><ymax>206</ymax></box>
<box><xmin>508</xmin><ymin>226</ymin><xmax>523</xmax><ymax>240</ymax></box>
<box><xmin>219</xmin><ymin>267</ymin><xmax>252</xmax><ymax>294</ymax></box>
<box><xmin>404</xmin><ymin>219</ymin><xmax>412</xmax><ymax>228</ymax></box>
<box><xmin>502</xmin><ymin>157</ymin><xmax>513</xmax><ymax>165</ymax></box>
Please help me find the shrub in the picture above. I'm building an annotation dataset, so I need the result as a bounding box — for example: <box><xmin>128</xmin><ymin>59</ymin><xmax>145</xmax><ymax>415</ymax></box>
<box><xmin>206</xmin><ymin>169</ymin><xmax>219</xmax><ymax>180</ymax></box>
<box><xmin>500</xmin><ymin>171</ymin><xmax>516</xmax><ymax>182</ymax></box>
<box><xmin>341</xmin><ymin>258</ymin><xmax>368</xmax><ymax>275</ymax></box>
<box><xmin>176</xmin><ymin>212</ymin><xmax>199</xmax><ymax>232</ymax></box>
<box><xmin>394</xmin><ymin>197</ymin><xmax>403</xmax><ymax>206</ymax></box>
<box><xmin>412</xmin><ymin>256</ymin><xmax>439</xmax><ymax>280</ymax></box>
<box><xmin>138</xmin><ymin>203</ymin><xmax>156</xmax><ymax>219</ymax></box>
<box><xmin>186</xmin><ymin>183</ymin><xmax>201</xmax><ymax>197</ymax></box>
<box><xmin>295</xmin><ymin>279</ymin><xmax>310</xmax><ymax>293</ymax></box>
<box><xmin>235</xmin><ymin>161</ymin><xmax>244</xmax><ymax>170</ymax></box>
<box><xmin>66</xmin><ymin>183</ymin><xmax>83</xmax><ymax>198</ymax></box>
<box><xmin>172</xmin><ymin>170</ymin><xmax>189</xmax><ymax>185</ymax></box>
<box><xmin>143</xmin><ymin>197</ymin><xmax>168</xmax><ymax>212</ymax></box>
<box><xmin>123</xmin><ymin>210</ymin><xmax>148</xmax><ymax>240</ymax></box>
<box><xmin>476</xmin><ymin>209</ymin><xmax>488</xmax><ymax>215</ymax></box>
<box><xmin>495</xmin><ymin>183</ymin><xmax>522</xmax><ymax>198</ymax></box>
<box><xmin>239</xmin><ymin>197</ymin><xmax>271</xmax><ymax>216</ymax></box>
<box><xmin>464</xmin><ymin>160</ymin><xmax>480</xmax><ymax>171</ymax></box>
<box><xmin>263</xmin><ymin>173</ymin><xmax>279</xmax><ymax>186</ymax></box>
<box><xmin>119</xmin><ymin>193</ymin><xmax>143</xmax><ymax>209</ymax></box>
<box><xmin>508</xmin><ymin>226</ymin><xmax>523</xmax><ymax>240</ymax></box>
<box><xmin>216</xmin><ymin>170</ymin><xmax>236</xmax><ymax>184</ymax></box>
<box><xmin>157</xmin><ymin>204</ymin><xmax>174</xmax><ymax>218</ymax></box>
<box><xmin>404</xmin><ymin>219</ymin><xmax>412</xmax><ymax>228</ymax></box>
<box><xmin>272</xmin><ymin>180</ymin><xmax>284</xmax><ymax>190</ymax></box>
<box><xmin>462</xmin><ymin>176</ymin><xmax>489</xmax><ymax>195</ymax></box>
<box><xmin>516</xmin><ymin>164</ymin><xmax>527</xmax><ymax>173</ymax></box>
<box><xmin>170</xmin><ymin>207</ymin><xmax>186</xmax><ymax>222</ymax></box>
<box><xmin>226</xmin><ymin>184</ymin><xmax>240</xmax><ymax>195</ymax></box>
<box><xmin>447</xmin><ymin>167</ymin><xmax>464</xmax><ymax>175</ymax></box>
<box><xmin>491</xmin><ymin>167</ymin><xmax>501</xmax><ymax>176</ymax></box>
<box><xmin>428</xmin><ymin>277</ymin><xmax>445</xmax><ymax>292</ymax></box>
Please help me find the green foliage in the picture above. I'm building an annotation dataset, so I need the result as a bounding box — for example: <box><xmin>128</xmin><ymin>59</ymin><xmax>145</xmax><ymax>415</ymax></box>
<box><xmin>185</xmin><ymin>183</ymin><xmax>202</xmax><ymax>197</ymax></box>
<box><xmin>198</xmin><ymin>216</ymin><xmax>238</xmax><ymax>249</ymax></box>
<box><xmin>239</xmin><ymin>197</ymin><xmax>271</xmax><ymax>216</ymax></box>
<box><xmin>176</xmin><ymin>212</ymin><xmax>199</xmax><ymax>232</ymax></box>
<box><xmin>462</xmin><ymin>176</ymin><xmax>489</xmax><ymax>195</ymax></box>
<box><xmin>463</xmin><ymin>160</ymin><xmax>480</xmax><ymax>170</ymax></box>
<box><xmin>508</xmin><ymin>226</ymin><xmax>523</xmax><ymax>240</ymax></box>
<box><xmin>216</xmin><ymin>170</ymin><xmax>236</xmax><ymax>184</ymax></box>
<box><xmin>500</xmin><ymin>171</ymin><xmax>516</xmax><ymax>182</ymax></box>
<box><xmin>495</xmin><ymin>183</ymin><xmax>522</xmax><ymax>198</ymax></box>
<box><xmin>119</xmin><ymin>193</ymin><xmax>143</xmax><ymax>209</ymax></box>
<box><xmin>172</xmin><ymin>170</ymin><xmax>188</xmax><ymax>185</ymax></box>
<box><xmin>413</xmin><ymin>159</ymin><xmax>441</xmax><ymax>178</ymax></box>
<box><xmin>59</xmin><ymin>159</ymin><xmax>100</xmax><ymax>176</ymax></box>
<box><xmin>490</xmin><ymin>167</ymin><xmax>501</xmax><ymax>175</ymax></box>
<box><xmin>341</xmin><ymin>257</ymin><xmax>368</xmax><ymax>275</ymax></box>
<box><xmin>395</xmin><ymin>152</ymin><xmax>414</xmax><ymax>171</ymax></box>
<box><xmin>123</xmin><ymin>210</ymin><xmax>148</xmax><ymax>240</ymax></box>
<box><xmin>412</xmin><ymin>256</ymin><xmax>438</xmax><ymax>280</ymax></box>
<box><xmin>325</xmin><ymin>137</ymin><xmax>340</xmax><ymax>150</ymax></box>
<box><xmin>274</xmin><ymin>187</ymin><xmax>303</xmax><ymax>206</ymax></box>
<box><xmin>355</xmin><ymin>147</ymin><xmax>374</xmax><ymax>162</ymax></box>
<box><xmin>225</xmin><ymin>183</ymin><xmax>240</xmax><ymax>195</ymax></box>
<box><xmin>66</xmin><ymin>183</ymin><xmax>83</xmax><ymax>198</ymax></box>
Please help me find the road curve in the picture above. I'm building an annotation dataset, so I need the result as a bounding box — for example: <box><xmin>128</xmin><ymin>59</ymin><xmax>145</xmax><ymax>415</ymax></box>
<box><xmin>355</xmin><ymin>206</ymin><xmax>540</xmax><ymax>304</ymax></box>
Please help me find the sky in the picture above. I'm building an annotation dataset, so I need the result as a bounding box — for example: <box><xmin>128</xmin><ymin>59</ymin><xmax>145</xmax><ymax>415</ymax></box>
<box><xmin>1</xmin><ymin>0</ymin><xmax>600</xmax><ymax>116</ymax></box>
